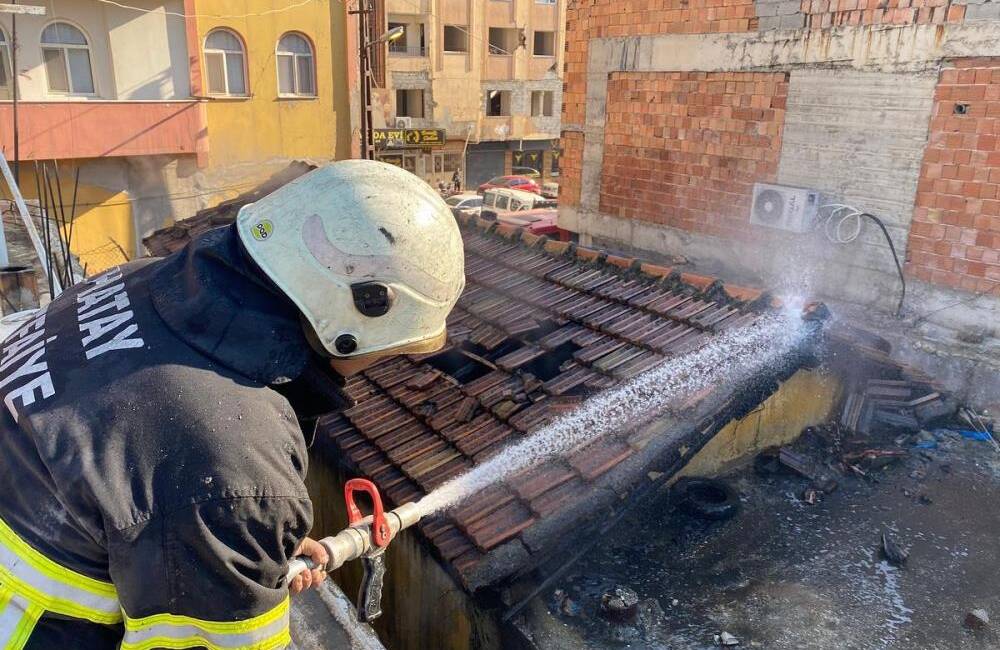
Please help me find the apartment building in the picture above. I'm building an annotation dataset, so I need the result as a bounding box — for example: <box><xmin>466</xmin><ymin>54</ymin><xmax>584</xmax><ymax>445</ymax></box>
<box><xmin>369</xmin><ymin>0</ymin><xmax>566</xmax><ymax>188</ymax></box>
<box><xmin>0</xmin><ymin>0</ymin><xmax>352</xmax><ymax>272</ymax></box>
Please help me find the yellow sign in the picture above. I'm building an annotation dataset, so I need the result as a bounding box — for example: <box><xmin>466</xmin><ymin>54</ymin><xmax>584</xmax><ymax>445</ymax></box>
<box><xmin>373</xmin><ymin>128</ymin><xmax>446</xmax><ymax>148</ymax></box>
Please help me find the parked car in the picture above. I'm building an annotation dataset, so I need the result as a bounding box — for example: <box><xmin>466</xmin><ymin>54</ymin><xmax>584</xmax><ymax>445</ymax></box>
<box><xmin>477</xmin><ymin>175</ymin><xmax>541</xmax><ymax>195</ymax></box>
<box><xmin>445</xmin><ymin>192</ymin><xmax>484</xmax><ymax>216</ymax></box>
<box><xmin>541</xmin><ymin>181</ymin><xmax>559</xmax><ymax>199</ymax></box>
<box><xmin>511</xmin><ymin>166</ymin><xmax>541</xmax><ymax>179</ymax></box>
<box><xmin>479</xmin><ymin>188</ymin><xmax>557</xmax><ymax>220</ymax></box>
<box><xmin>498</xmin><ymin>208</ymin><xmax>571</xmax><ymax>240</ymax></box>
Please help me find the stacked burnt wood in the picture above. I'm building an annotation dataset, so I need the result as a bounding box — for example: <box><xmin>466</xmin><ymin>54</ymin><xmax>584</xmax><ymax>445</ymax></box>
<box><xmin>840</xmin><ymin>380</ymin><xmax>954</xmax><ymax>434</ymax></box>
<box><xmin>828</xmin><ymin>324</ymin><xmax>955</xmax><ymax>435</ymax></box>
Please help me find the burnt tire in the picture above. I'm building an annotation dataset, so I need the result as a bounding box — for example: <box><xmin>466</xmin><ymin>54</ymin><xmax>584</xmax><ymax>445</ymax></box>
<box><xmin>672</xmin><ymin>477</ymin><xmax>740</xmax><ymax>521</ymax></box>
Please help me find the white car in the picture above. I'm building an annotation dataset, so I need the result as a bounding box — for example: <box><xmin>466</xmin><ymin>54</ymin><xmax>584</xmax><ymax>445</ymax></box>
<box><xmin>480</xmin><ymin>188</ymin><xmax>557</xmax><ymax>220</ymax></box>
<box><xmin>445</xmin><ymin>193</ymin><xmax>484</xmax><ymax>216</ymax></box>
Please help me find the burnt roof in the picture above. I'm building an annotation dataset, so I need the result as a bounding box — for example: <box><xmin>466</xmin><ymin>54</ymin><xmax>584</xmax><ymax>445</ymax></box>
<box><xmin>142</xmin><ymin>175</ymin><xmax>810</xmax><ymax>593</ymax></box>
<box><xmin>314</xmin><ymin>214</ymin><xmax>808</xmax><ymax>591</ymax></box>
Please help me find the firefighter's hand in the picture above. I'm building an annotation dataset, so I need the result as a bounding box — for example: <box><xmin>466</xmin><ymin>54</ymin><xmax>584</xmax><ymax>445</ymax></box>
<box><xmin>289</xmin><ymin>537</ymin><xmax>329</xmax><ymax>595</ymax></box>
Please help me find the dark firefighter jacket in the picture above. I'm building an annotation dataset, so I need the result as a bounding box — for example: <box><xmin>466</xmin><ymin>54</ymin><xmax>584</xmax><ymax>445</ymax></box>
<box><xmin>0</xmin><ymin>225</ymin><xmax>340</xmax><ymax>650</ymax></box>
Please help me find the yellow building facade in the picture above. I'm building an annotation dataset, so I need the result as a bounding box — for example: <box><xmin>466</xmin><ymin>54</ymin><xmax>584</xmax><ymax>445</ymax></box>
<box><xmin>188</xmin><ymin>0</ymin><xmax>355</xmax><ymax>179</ymax></box>
<box><xmin>0</xmin><ymin>0</ymin><xmax>354</xmax><ymax>282</ymax></box>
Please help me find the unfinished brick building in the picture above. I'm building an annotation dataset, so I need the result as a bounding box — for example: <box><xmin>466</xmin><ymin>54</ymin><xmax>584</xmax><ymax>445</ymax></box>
<box><xmin>558</xmin><ymin>6</ymin><xmax>1000</xmax><ymax>407</ymax></box>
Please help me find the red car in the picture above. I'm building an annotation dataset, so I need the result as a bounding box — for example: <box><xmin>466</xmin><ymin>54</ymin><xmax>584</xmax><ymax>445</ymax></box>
<box><xmin>477</xmin><ymin>175</ymin><xmax>541</xmax><ymax>195</ymax></box>
<box><xmin>498</xmin><ymin>208</ymin><xmax>571</xmax><ymax>240</ymax></box>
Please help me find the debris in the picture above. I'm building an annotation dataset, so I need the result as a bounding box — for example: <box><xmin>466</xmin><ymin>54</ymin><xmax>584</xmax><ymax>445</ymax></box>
<box><xmin>714</xmin><ymin>631</ymin><xmax>741</xmax><ymax>646</ymax></box>
<box><xmin>815</xmin><ymin>477</ymin><xmax>839</xmax><ymax>493</ymax></box>
<box><xmin>801</xmin><ymin>488</ymin><xmax>821</xmax><ymax>505</ymax></box>
<box><xmin>405</xmin><ymin>370</ymin><xmax>441</xmax><ymax>391</ymax></box>
<box><xmin>881</xmin><ymin>531</ymin><xmax>908</xmax><ymax>566</ymax></box>
<box><xmin>550</xmin><ymin>589</ymin><xmax>581</xmax><ymax>618</ymax></box>
<box><xmin>753</xmin><ymin>449</ymin><xmax>786</xmax><ymax>476</ymax></box>
<box><xmin>910</xmin><ymin>392</ymin><xmax>956</xmax><ymax>425</ymax></box>
<box><xmin>965</xmin><ymin>608</ymin><xmax>990</xmax><ymax>630</ymax></box>
<box><xmin>455</xmin><ymin>396</ymin><xmax>479</xmax><ymax>423</ymax></box>
<box><xmin>918</xmin><ymin>494</ymin><xmax>933</xmax><ymax>505</ymax></box>
<box><xmin>777</xmin><ymin>448</ymin><xmax>816</xmax><ymax>480</ymax></box>
<box><xmin>672</xmin><ymin>477</ymin><xmax>740</xmax><ymax>521</ymax></box>
<box><xmin>958</xmin><ymin>429</ymin><xmax>994</xmax><ymax>442</ymax></box>
<box><xmin>842</xmin><ymin>448</ymin><xmax>907</xmax><ymax>470</ymax></box>
<box><xmin>598</xmin><ymin>586</ymin><xmax>639</xmax><ymax>624</ymax></box>
<box><xmin>839</xmin><ymin>371</ymin><xmax>953</xmax><ymax>435</ymax></box>
<box><xmin>958</xmin><ymin>408</ymin><xmax>999</xmax><ymax>450</ymax></box>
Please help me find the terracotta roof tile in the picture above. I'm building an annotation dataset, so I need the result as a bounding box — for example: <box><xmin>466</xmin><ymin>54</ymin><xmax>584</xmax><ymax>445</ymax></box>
<box><xmin>462</xmin><ymin>500</ymin><xmax>536</xmax><ymax>552</ymax></box>
<box><xmin>511</xmin><ymin>463</ymin><xmax>577</xmax><ymax>501</ymax></box>
<box><xmin>529</xmin><ymin>477</ymin><xmax>587</xmax><ymax>518</ymax></box>
<box><xmin>569</xmin><ymin>439</ymin><xmax>635</xmax><ymax>481</ymax></box>
<box><xmin>144</xmin><ymin>195</ymin><xmax>801</xmax><ymax>592</ymax></box>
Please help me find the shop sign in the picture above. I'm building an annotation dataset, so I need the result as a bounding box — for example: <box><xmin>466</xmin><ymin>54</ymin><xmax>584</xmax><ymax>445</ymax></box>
<box><xmin>373</xmin><ymin>128</ymin><xmax>446</xmax><ymax>148</ymax></box>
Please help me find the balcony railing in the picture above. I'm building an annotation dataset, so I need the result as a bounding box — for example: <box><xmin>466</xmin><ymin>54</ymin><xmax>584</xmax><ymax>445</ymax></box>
<box><xmin>389</xmin><ymin>44</ymin><xmax>427</xmax><ymax>56</ymax></box>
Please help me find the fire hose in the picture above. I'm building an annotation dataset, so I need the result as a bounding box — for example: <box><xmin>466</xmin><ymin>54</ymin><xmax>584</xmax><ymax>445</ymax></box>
<box><xmin>286</xmin><ymin>478</ymin><xmax>421</xmax><ymax>622</ymax></box>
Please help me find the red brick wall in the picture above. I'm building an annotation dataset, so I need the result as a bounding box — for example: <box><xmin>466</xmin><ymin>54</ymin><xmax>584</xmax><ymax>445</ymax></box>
<box><xmin>802</xmin><ymin>0</ymin><xmax>966</xmax><ymax>29</ymax></box>
<box><xmin>561</xmin><ymin>0</ymin><xmax>758</xmax><ymax>207</ymax></box>
<box><xmin>908</xmin><ymin>58</ymin><xmax>1000</xmax><ymax>292</ymax></box>
<box><xmin>559</xmin><ymin>132</ymin><xmax>584</xmax><ymax>207</ymax></box>
<box><xmin>596</xmin><ymin>71</ymin><xmax>788</xmax><ymax>240</ymax></box>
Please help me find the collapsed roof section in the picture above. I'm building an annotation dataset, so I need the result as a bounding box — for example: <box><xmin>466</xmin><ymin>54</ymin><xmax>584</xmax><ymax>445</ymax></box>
<box><xmin>315</xmin><ymin>214</ymin><xmax>814</xmax><ymax>591</ymax></box>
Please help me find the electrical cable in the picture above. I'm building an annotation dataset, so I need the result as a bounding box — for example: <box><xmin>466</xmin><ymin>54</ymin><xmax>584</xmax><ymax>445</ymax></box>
<box><xmin>860</xmin><ymin>212</ymin><xmax>906</xmax><ymax>318</ymax></box>
<box><xmin>817</xmin><ymin>203</ymin><xmax>906</xmax><ymax>318</ymax></box>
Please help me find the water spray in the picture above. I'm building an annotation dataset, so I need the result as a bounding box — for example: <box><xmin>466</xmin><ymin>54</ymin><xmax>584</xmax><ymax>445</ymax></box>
<box><xmin>289</xmin><ymin>303</ymin><xmax>827</xmax><ymax>622</ymax></box>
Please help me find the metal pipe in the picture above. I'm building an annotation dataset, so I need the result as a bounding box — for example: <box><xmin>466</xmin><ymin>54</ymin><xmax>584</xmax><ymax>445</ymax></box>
<box><xmin>0</xmin><ymin>151</ymin><xmax>61</xmax><ymax>295</ymax></box>
<box><xmin>285</xmin><ymin>502</ymin><xmax>421</xmax><ymax>582</ymax></box>
<box><xmin>11</xmin><ymin>7</ymin><xmax>18</xmax><ymax>186</ymax></box>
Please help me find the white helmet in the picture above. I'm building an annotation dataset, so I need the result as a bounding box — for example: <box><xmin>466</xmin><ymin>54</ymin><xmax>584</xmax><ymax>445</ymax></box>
<box><xmin>236</xmin><ymin>160</ymin><xmax>465</xmax><ymax>358</ymax></box>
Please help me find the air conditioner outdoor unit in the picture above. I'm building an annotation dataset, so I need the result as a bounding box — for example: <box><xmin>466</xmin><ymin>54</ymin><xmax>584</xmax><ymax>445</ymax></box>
<box><xmin>750</xmin><ymin>182</ymin><xmax>821</xmax><ymax>234</ymax></box>
<box><xmin>394</xmin><ymin>117</ymin><xmax>412</xmax><ymax>129</ymax></box>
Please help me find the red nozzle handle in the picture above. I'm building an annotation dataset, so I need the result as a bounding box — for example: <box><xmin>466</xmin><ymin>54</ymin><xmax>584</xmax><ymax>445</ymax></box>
<box><xmin>345</xmin><ymin>478</ymin><xmax>390</xmax><ymax>548</ymax></box>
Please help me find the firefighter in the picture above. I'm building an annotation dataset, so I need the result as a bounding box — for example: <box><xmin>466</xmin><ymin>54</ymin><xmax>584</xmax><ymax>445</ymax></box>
<box><xmin>0</xmin><ymin>160</ymin><xmax>465</xmax><ymax>649</ymax></box>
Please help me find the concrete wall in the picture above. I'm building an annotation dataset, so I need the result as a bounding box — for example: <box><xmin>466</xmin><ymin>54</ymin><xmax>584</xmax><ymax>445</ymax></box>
<box><xmin>777</xmin><ymin>68</ymin><xmax>937</xmax><ymax>300</ymax></box>
<box><xmin>0</xmin><ymin>0</ymin><xmax>189</xmax><ymax>101</ymax></box>
<box><xmin>558</xmin><ymin>24</ymin><xmax>1000</xmax><ymax>407</ymax></box>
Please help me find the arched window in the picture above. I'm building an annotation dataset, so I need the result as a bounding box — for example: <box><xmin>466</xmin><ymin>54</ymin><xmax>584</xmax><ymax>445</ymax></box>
<box><xmin>0</xmin><ymin>29</ymin><xmax>11</xmax><ymax>100</ymax></box>
<box><xmin>204</xmin><ymin>29</ymin><xmax>247</xmax><ymax>96</ymax></box>
<box><xmin>276</xmin><ymin>33</ymin><xmax>315</xmax><ymax>97</ymax></box>
<box><xmin>41</xmin><ymin>22</ymin><xmax>95</xmax><ymax>94</ymax></box>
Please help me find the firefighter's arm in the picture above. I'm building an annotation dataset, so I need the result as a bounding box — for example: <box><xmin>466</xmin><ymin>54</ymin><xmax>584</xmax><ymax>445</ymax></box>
<box><xmin>109</xmin><ymin>495</ymin><xmax>312</xmax><ymax>650</ymax></box>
